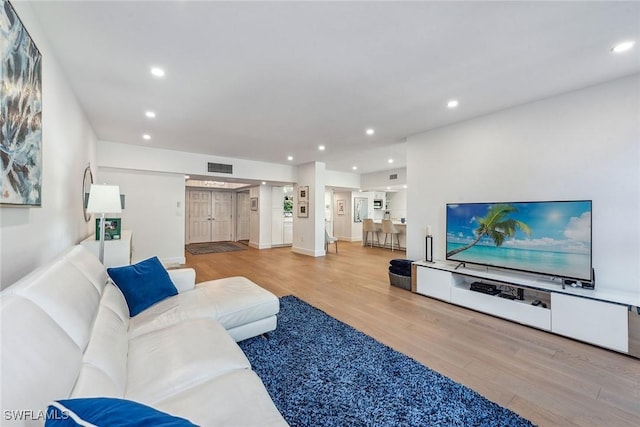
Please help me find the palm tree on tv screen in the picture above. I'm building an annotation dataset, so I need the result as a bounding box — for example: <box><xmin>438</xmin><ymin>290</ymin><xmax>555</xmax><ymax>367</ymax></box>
<box><xmin>446</xmin><ymin>204</ymin><xmax>532</xmax><ymax>258</ymax></box>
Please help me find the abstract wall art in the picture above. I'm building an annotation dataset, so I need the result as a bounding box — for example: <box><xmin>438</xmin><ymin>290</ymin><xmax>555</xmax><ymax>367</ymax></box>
<box><xmin>1</xmin><ymin>0</ymin><xmax>43</xmax><ymax>206</ymax></box>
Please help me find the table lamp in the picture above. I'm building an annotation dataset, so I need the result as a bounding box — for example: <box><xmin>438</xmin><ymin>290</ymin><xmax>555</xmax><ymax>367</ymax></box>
<box><xmin>86</xmin><ymin>184</ymin><xmax>122</xmax><ymax>264</ymax></box>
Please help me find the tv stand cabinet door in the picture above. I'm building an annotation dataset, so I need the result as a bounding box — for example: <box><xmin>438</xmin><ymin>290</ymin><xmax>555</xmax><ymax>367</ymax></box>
<box><xmin>416</xmin><ymin>267</ymin><xmax>452</xmax><ymax>302</ymax></box>
<box><xmin>551</xmin><ymin>293</ymin><xmax>628</xmax><ymax>353</ymax></box>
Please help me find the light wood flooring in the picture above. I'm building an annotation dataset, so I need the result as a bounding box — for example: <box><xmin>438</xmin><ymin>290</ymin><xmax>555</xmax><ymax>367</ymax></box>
<box><xmin>184</xmin><ymin>241</ymin><xmax>640</xmax><ymax>427</ymax></box>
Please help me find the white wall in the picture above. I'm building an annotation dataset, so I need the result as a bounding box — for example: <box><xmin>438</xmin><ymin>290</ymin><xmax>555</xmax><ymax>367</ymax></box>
<box><xmin>293</xmin><ymin>162</ymin><xmax>326</xmax><ymax>256</ymax></box>
<box><xmin>98</xmin><ymin>141</ymin><xmax>297</xmax><ymax>184</ymax></box>
<box><xmin>361</xmin><ymin>167</ymin><xmax>407</xmax><ymax>190</ymax></box>
<box><xmin>271</xmin><ymin>186</ymin><xmax>284</xmax><ymax>246</ymax></box>
<box><xmin>249</xmin><ymin>185</ymin><xmax>272</xmax><ymax>249</ymax></box>
<box><xmin>98</xmin><ymin>168</ymin><xmax>186</xmax><ymax>266</ymax></box>
<box><xmin>332</xmin><ymin>191</ymin><xmax>370</xmax><ymax>242</ymax></box>
<box><xmin>1</xmin><ymin>3</ymin><xmax>97</xmax><ymax>288</ymax></box>
<box><xmin>249</xmin><ymin>186</ymin><xmax>260</xmax><ymax>247</ymax></box>
<box><xmin>326</xmin><ymin>169</ymin><xmax>361</xmax><ymax>189</ymax></box>
<box><xmin>406</xmin><ymin>74</ymin><xmax>640</xmax><ymax>296</ymax></box>
<box><xmin>333</xmin><ymin>191</ymin><xmax>352</xmax><ymax>240</ymax></box>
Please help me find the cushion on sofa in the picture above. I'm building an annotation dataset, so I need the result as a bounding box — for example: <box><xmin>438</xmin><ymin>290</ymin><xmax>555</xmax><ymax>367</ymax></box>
<box><xmin>63</xmin><ymin>245</ymin><xmax>109</xmax><ymax>294</ymax></box>
<box><xmin>167</xmin><ymin>268</ymin><xmax>196</xmax><ymax>293</ymax></box>
<box><xmin>107</xmin><ymin>257</ymin><xmax>178</xmax><ymax>316</ymax></box>
<box><xmin>46</xmin><ymin>397</ymin><xmax>197</xmax><ymax>426</ymax></box>
<box><xmin>8</xmin><ymin>258</ymin><xmax>104</xmax><ymax>350</ymax></box>
<box><xmin>71</xmin><ymin>285</ymin><xmax>130</xmax><ymax>398</ymax></box>
<box><xmin>126</xmin><ymin>318</ymin><xmax>251</xmax><ymax>404</ymax></box>
<box><xmin>153</xmin><ymin>370</ymin><xmax>288</xmax><ymax>427</ymax></box>
<box><xmin>1</xmin><ymin>296</ymin><xmax>85</xmax><ymax>423</ymax></box>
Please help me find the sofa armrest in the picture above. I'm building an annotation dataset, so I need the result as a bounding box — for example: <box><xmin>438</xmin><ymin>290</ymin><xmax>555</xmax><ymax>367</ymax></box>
<box><xmin>167</xmin><ymin>268</ymin><xmax>196</xmax><ymax>293</ymax></box>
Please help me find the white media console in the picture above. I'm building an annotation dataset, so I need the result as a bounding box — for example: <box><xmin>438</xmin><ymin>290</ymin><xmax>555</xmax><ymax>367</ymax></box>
<box><xmin>412</xmin><ymin>260</ymin><xmax>640</xmax><ymax>358</ymax></box>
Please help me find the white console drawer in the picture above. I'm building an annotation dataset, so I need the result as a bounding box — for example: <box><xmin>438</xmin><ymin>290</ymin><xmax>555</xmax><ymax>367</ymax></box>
<box><xmin>416</xmin><ymin>267</ymin><xmax>451</xmax><ymax>302</ymax></box>
<box><xmin>551</xmin><ymin>293</ymin><xmax>628</xmax><ymax>352</ymax></box>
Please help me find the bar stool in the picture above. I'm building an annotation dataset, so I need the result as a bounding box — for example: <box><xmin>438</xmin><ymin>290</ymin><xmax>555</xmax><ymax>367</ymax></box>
<box><xmin>362</xmin><ymin>218</ymin><xmax>379</xmax><ymax>247</ymax></box>
<box><xmin>381</xmin><ymin>219</ymin><xmax>401</xmax><ymax>251</ymax></box>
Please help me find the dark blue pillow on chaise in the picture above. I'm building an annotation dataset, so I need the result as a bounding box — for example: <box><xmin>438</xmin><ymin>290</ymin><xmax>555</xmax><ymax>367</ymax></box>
<box><xmin>107</xmin><ymin>256</ymin><xmax>178</xmax><ymax>317</ymax></box>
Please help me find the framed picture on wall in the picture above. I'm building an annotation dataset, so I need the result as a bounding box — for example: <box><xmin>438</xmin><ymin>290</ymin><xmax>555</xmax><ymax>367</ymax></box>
<box><xmin>298</xmin><ymin>201</ymin><xmax>309</xmax><ymax>218</ymax></box>
<box><xmin>298</xmin><ymin>186</ymin><xmax>309</xmax><ymax>202</ymax></box>
<box><xmin>1</xmin><ymin>0</ymin><xmax>42</xmax><ymax>207</ymax></box>
<box><xmin>337</xmin><ymin>199</ymin><xmax>345</xmax><ymax>215</ymax></box>
<box><xmin>95</xmin><ymin>218</ymin><xmax>121</xmax><ymax>240</ymax></box>
<box><xmin>250</xmin><ymin>197</ymin><xmax>258</xmax><ymax>211</ymax></box>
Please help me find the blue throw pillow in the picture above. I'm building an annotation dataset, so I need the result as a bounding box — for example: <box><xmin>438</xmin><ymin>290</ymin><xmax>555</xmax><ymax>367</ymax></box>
<box><xmin>107</xmin><ymin>256</ymin><xmax>178</xmax><ymax>317</ymax></box>
<box><xmin>46</xmin><ymin>397</ymin><xmax>197</xmax><ymax>426</ymax></box>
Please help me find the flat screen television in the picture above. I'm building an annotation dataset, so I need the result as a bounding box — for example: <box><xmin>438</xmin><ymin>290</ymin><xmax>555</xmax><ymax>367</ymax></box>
<box><xmin>446</xmin><ymin>200</ymin><xmax>592</xmax><ymax>282</ymax></box>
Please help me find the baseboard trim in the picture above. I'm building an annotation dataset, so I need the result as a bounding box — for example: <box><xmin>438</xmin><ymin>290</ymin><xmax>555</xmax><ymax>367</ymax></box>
<box><xmin>291</xmin><ymin>246</ymin><xmax>325</xmax><ymax>257</ymax></box>
<box><xmin>248</xmin><ymin>241</ymin><xmax>272</xmax><ymax>250</ymax></box>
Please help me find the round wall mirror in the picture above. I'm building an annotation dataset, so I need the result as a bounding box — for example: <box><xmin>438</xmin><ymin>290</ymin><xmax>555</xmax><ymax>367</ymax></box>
<box><xmin>82</xmin><ymin>165</ymin><xmax>93</xmax><ymax>222</ymax></box>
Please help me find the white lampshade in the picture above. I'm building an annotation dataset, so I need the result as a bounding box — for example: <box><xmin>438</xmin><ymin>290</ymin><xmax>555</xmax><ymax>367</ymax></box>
<box><xmin>86</xmin><ymin>184</ymin><xmax>122</xmax><ymax>214</ymax></box>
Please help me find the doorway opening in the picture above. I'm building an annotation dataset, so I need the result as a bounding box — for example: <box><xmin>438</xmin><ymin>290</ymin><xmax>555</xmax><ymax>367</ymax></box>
<box><xmin>185</xmin><ymin>189</ymin><xmax>234</xmax><ymax>244</ymax></box>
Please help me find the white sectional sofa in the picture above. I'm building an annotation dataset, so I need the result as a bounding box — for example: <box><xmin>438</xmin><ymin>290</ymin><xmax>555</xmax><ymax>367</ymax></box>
<box><xmin>1</xmin><ymin>245</ymin><xmax>287</xmax><ymax>426</ymax></box>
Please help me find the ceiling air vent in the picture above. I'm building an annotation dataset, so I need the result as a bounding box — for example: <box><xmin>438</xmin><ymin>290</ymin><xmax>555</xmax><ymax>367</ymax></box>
<box><xmin>389</xmin><ymin>174</ymin><xmax>398</xmax><ymax>180</ymax></box>
<box><xmin>207</xmin><ymin>162</ymin><xmax>233</xmax><ymax>174</ymax></box>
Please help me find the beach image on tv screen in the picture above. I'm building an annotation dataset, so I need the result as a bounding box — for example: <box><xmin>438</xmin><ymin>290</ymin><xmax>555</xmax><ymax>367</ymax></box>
<box><xmin>446</xmin><ymin>200</ymin><xmax>592</xmax><ymax>281</ymax></box>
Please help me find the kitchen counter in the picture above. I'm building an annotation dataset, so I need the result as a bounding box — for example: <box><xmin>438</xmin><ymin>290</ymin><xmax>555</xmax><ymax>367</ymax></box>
<box><xmin>372</xmin><ymin>220</ymin><xmax>406</xmax><ymax>225</ymax></box>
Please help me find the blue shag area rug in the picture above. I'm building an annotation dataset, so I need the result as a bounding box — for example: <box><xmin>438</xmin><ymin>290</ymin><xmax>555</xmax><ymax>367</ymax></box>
<box><xmin>239</xmin><ymin>296</ymin><xmax>535</xmax><ymax>427</ymax></box>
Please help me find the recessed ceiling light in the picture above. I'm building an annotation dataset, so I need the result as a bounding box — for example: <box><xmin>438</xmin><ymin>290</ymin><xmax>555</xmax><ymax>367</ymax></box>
<box><xmin>150</xmin><ymin>67</ymin><xmax>165</xmax><ymax>77</ymax></box>
<box><xmin>612</xmin><ymin>41</ymin><xmax>635</xmax><ymax>53</ymax></box>
<box><xmin>184</xmin><ymin>175</ymin><xmax>190</xmax><ymax>179</ymax></box>
<box><xmin>352</xmin><ymin>166</ymin><xmax>358</xmax><ymax>171</ymax></box>
<box><xmin>145</xmin><ymin>111</ymin><xmax>156</xmax><ymax>118</ymax></box>
<box><xmin>403</xmin><ymin>185</ymin><xmax>407</xmax><ymax>189</ymax></box>
<box><xmin>318</xmin><ymin>145</ymin><xmax>325</xmax><ymax>151</ymax></box>
<box><xmin>388</xmin><ymin>158</ymin><xmax>394</xmax><ymax>164</ymax></box>
<box><xmin>387</xmin><ymin>186</ymin><xmax>391</xmax><ymax>190</ymax></box>
<box><xmin>366</xmin><ymin>129</ymin><xmax>375</xmax><ymax>136</ymax></box>
<box><xmin>447</xmin><ymin>99</ymin><xmax>459</xmax><ymax>109</ymax></box>
<box><xmin>262</xmin><ymin>181</ymin><xmax>266</xmax><ymax>185</ymax></box>
<box><xmin>142</xmin><ymin>134</ymin><xmax>151</xmax><ymax>140</ymax></box>
<box><xmin>287</xmin><ymin>156</ymin><xmax>293</xmax><ymax>161</ymax></box>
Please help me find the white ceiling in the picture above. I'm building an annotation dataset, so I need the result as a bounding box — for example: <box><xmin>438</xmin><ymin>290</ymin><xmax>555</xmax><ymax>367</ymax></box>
<box><xmin>28</xmin><ymin>1</ymin><xmax>640</xmax><ymax>175</ymax></box>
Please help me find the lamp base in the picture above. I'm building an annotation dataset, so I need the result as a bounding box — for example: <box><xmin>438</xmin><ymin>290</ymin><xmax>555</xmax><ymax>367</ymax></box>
<box><xmin>98</xmin><ymin>214</ymin><xmax>106</xmax><ymax>264</ymax></box>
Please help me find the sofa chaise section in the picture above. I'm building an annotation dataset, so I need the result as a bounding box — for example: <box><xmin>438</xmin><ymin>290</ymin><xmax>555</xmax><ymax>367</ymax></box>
<box><xmin>129</xmin><ymin>275</ymin><xmax>280</xmax><ymax>341</ymax></box>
